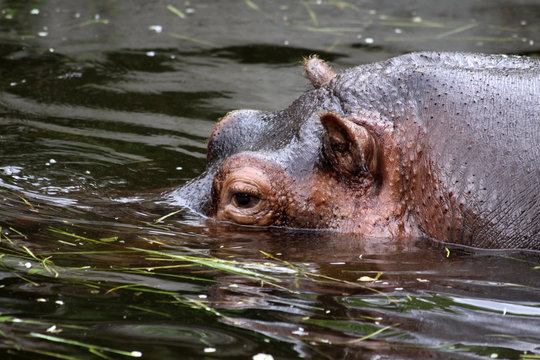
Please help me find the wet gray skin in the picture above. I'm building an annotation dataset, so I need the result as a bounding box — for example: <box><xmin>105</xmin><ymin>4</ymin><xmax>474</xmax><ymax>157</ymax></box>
<box><xmin>169</xmin><ymin>52</ymin><xmax>540</xmax><ymax>249</ymax></box>
<box><xmin>170</xmin><ymin>84</ymin><xmax>343</xmax><ymax>211</ymax></box>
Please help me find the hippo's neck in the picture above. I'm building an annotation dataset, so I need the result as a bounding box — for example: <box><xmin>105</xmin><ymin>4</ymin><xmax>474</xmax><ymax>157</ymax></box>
<box><xmin>328</xmin><ymin>52</ymin><xmax>538</xmax><ymax>247</ymax></box>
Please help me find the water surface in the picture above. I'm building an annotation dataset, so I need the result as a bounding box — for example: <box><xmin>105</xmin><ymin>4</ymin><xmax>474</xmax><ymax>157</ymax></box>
<box><xmin>0</xmin><ymin>1</ymin><xmax>539</xmax><ymax>359</ymax></box>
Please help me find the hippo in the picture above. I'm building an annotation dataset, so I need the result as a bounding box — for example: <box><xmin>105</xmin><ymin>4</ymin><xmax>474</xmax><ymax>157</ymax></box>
<box><xmin>170</xmin><ymin>52</ymin><xmax>540</xmax><ymax>249</ymax></box>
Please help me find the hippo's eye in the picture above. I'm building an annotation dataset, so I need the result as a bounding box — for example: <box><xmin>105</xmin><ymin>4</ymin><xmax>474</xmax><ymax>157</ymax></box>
<box><xmin>215</xmin><ymin>166</ymin><xmax>276</xmax><ymax>226</ymax></box>
<box><xmin>232</xmin><ymin>192</ymin><xmax>260</xmax><ymax>208</ymax></box>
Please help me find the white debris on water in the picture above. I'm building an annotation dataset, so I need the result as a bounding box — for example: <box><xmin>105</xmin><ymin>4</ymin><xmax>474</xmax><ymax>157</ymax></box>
<box><xmin>149</xmin><ymin>25</ymin><xmax>163</xmax><ymax>33</ymax></box>
<box><xmin>292</xmin><ymin>327</ymin><xmax>308</xmax><ymax>336</ymax></box>
<box><xmin>1</xmin><ymin>166</ymin><xmax>22</xmax><ymax>175</ymax></box>
<box><xmin>46</xmin><ymin>325</ymin><xmax>59</xmax><ymax>333</ymax></box>
<box><xmin>253</xmin><ymin>354</ymin><xmax>274</xmax><ymax>360</ymax></box>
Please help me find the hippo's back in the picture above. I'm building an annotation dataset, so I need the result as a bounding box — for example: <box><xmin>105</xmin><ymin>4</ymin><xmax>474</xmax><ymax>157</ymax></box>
<box><xmin>401</xmin><ymin>53</ymin><xmax>539</xmax><ymax>248</ymax></box>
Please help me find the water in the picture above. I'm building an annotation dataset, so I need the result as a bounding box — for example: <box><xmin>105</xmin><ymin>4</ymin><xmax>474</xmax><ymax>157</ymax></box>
<box><xmin>0</xmin><ymin>1</ymin><xmax>539</xmax><ymax>359</ymax></box>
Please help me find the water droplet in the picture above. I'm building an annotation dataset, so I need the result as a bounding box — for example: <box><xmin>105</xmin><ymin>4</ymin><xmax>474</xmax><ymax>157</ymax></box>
<box><xmin>365</xmin><ymin>37</ymin><xmax>374</xmax><ymax>44</ymax></box>
<box><xmin>30</xmin><ymin>8</ymin><xmax>40</xmax><ymax>15</ymax></box>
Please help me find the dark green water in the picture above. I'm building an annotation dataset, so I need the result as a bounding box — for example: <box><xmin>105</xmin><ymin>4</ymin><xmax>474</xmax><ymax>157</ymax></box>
<box><xmin>0</xmin><ymin>1</ymin><xmax>539</xmax><ymax>359</ymax></box>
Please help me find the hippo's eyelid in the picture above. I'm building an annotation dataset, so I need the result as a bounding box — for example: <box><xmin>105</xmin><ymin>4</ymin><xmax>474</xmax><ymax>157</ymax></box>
<box><xmin>228</xmin><ymin>182</ymin><xmax>260</xmax><ymax>198</ymax></box>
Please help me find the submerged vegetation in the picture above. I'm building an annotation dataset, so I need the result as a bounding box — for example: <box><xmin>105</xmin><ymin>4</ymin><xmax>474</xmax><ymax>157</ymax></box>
<box><xmin>0</xmin><ymin>221</ymin><xmax>539</xmax><ymax>359</ymax></box>
<box><xmin>0</xmin><ymin>225</ymin><xmax>398</xmax><ymax>358</ymax></box>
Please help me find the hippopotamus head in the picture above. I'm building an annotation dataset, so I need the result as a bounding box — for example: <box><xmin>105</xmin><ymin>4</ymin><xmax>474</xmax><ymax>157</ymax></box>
<box><xmin>171</xmin><ymin>56</ymin><xmax>409</xmax><ymax>237</ymax></box>
<box><xmin>171</xmin><ymin>52</ymin><xmax>539</xmax><ymax>248</ymax></box>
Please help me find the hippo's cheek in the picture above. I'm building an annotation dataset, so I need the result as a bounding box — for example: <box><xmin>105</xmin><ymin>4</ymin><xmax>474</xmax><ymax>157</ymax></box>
<box><xmin>280</xmin><ymin>174</ymin><xmax>354</xmax><ymax>229</ymax></box>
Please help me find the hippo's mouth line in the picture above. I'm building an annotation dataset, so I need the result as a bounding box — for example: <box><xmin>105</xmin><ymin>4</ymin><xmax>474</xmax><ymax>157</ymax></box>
<box><xmin>204</xmin><ymin>217</ymin><xmax>351</xmax><ymax>235</ymax></box>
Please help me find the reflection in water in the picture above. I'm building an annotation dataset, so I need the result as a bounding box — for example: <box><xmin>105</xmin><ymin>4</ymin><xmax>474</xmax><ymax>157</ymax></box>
<box><xmin>0</xmin><ymin>1</ymin><xmax>539</xmax><ymax>359</ymax></box>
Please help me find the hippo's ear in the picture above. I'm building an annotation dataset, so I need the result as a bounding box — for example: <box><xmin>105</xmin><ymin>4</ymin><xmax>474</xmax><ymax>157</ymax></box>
<box><xmin>303</xmin><ymin>56</ymin><xmax>336</xmax><ymax>89</ymax></box>
<box><xmin>320</xmin><ymin>113</ymin><xmax>379</xmax><ymax>178</ymax></box>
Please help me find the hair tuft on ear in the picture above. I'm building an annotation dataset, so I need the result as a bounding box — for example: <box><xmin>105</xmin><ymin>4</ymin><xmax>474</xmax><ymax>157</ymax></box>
<box><xmin>303</xmin><ymin>56</ymin><xmax>336</xmax><ymax>89</ymax></box>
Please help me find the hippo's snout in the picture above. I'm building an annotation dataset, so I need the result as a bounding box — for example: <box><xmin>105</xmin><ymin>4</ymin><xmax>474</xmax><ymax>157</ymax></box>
<box><xmin>170</xmin><ymin>109</ymin><xmax>272</xmax><ymax>215</ymax></box>
<box><xmin>207</xmin><ymin>109</ymin><xmax>272</xmax><ymax>165</ymax></box>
